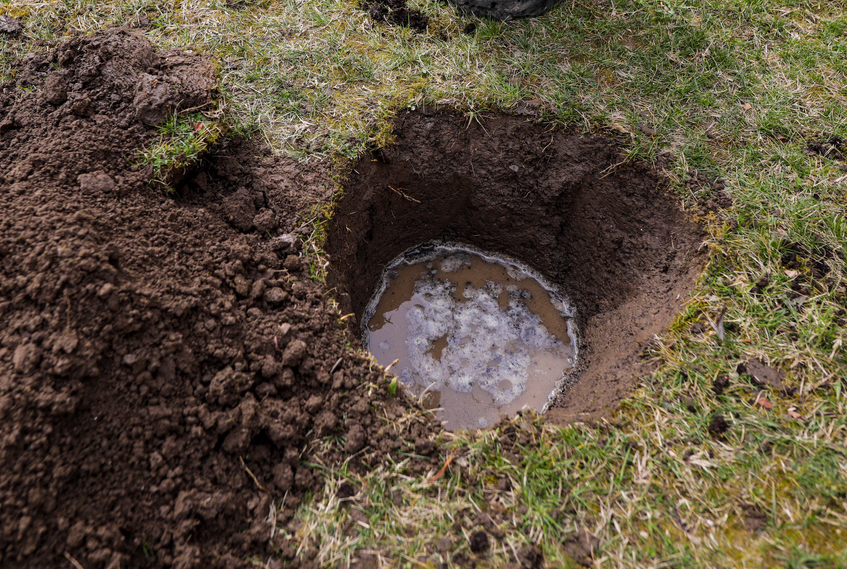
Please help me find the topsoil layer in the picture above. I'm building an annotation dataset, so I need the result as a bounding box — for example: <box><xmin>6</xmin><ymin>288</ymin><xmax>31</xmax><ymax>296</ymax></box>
<box><xmin>0</xmin><ymin>28</ymin><xmax>440</xmax><ymax>569</ymax></box>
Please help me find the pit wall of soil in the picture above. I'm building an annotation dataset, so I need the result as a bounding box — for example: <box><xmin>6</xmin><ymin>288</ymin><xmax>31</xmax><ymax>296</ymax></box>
<box><xmin>0</xmin><ymin>28</ymin><xmax>440</xmax><ymax>569</ymax></box>
<box><xmin>326</xmin><ymin>109</ymin><xmax>707</xmax><ymax>422</ymax></box>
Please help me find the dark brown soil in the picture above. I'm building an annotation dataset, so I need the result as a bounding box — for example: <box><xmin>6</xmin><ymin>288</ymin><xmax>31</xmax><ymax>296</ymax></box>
<box><xmin>361</xmin><ymin>0</ymin><xmax>429</xmax><ymax>31</ymax></box>
<box><xmin>325</xmin><ymin>109</ymin><xmax>707</xmax><ymax>424</ymax></box>
<box><xmin>708</xmin><ymin>414</ymin><xmax>731</xmax><ymax>438</ymax></box>
<box><xmin>0</xmin><ymin>15</ymin><xmax>23</xmax><ymax>36</ymax></box>
<box><xmin>806</xmin><ymin>135</ymin><xmax>843</xmax><ymax>161</ymax></box>
<box><xmin>0</xmin><ymin>28</ymin><xmax>439</xmax><ymax>569</ymax></box>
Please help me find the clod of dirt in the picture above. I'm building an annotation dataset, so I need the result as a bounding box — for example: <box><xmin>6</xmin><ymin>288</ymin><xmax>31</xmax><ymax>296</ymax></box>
<box><xmin>563</xmin><ymin>528</ymin><xmax>599</xmax><ymax>566</ymax></box>
<box><xmin>0</xmin><ymin>29</ymin><xmax>439</xmax><ymax>569</ymax></box>
<box><xmin>737</xmin><ymin>360</ymin><xmax>790</xmax><ymax>394</ymax></box>
<box><xmin>337</xmin><ymin>481</ymin><xmax>358</xmax><ymax>501</ymax></box>
<box><xmin>751</xmin><ymin>274</ymin><xmax>770</xmax><ymax>295</ymax></box>
<box><xmin>713</xmin><ymin>374</ymin><xmax>730</xmax><ymax>396</ymax></box>
<box><xmin>0</xmin><ymin>15</ymin><xmax>23</xmax><ymax>36</ymax></box>
<box><xmin>469</xmin><ymin>529</ymin><xmax>490</xmax><ymax>554</ymax></box>
<box><xmin>806</xmin><ymin>136</ymin><xmax>844</xmax><ymax>160</ymax></box>
<box><xmin>326</xmin><ymin>110</ymin><xmax>706</xmax><ymax>424</ymax></box>
<box><xmin>708</xmin><ymin>413</ymin><xmax>731</xmax><ymax>437</ymax></box>
<box><xmin>361</xmin><ymin>0</ymin><xmax>429</xmax><ymax>31</ymax></box>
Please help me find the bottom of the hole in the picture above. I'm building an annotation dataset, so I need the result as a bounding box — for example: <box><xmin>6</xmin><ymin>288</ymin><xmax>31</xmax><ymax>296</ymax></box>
<box><xmin>363</xmin><ymin>242</ymin><xmax>579</xmax><ymax>430</ymax></box>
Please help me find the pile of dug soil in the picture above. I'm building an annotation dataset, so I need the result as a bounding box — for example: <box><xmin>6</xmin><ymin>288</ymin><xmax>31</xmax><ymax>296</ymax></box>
<box><xmin>0</xmin><ymin>28</ymin><xmax>438</xmax><ymax>569</ymax></box>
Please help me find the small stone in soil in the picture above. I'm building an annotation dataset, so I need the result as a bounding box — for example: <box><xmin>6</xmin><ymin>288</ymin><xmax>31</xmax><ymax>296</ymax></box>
<box><xmin>737</xmin><ymin>359</ymin><xmax>789</xmax><ymax>393</ymax></box>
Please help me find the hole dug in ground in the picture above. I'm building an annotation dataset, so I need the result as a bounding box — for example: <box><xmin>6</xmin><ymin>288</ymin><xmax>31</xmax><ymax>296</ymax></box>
<box><xmin>326</xmin><ymin>110</ymin><xmax>707</xmax><ymax>425</ymax></box>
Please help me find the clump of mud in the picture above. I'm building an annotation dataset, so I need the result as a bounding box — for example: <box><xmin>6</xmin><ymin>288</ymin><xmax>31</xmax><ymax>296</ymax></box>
<box><xmin>326</xmin><ymin>109</ymin><xmax>707</xmax><ymax>424</ymax></box>
<box><xmin>0</xmin><ymin>28</ymin><xmax>439</xmax><ymax>569</ymax></box>
<box><xmin>361</xmin><ymin>0</ymin><xmax>429</xmax><ymax>31</ymax></box>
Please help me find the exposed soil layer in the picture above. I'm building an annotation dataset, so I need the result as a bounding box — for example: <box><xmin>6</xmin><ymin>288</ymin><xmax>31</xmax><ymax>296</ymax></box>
<box><xmin>0</xmin><ymin>29</ymin><xmax>440</xmax><ymax>569</ymax></box>
<box><xmin>325</xmin><ymin>109</ymin><xmax>708</xmax><ymax>423</ymax></box>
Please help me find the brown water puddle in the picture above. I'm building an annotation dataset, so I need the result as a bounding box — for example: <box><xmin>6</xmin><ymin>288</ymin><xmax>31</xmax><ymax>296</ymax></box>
<box><xmin>365</xmin><ymin>246</ymin><xmax>577</xmax><ymax>430</ymax></box>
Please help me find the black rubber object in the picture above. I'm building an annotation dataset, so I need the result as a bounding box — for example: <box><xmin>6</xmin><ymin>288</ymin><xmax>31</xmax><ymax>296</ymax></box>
<box><xmin>449</xmin><ymin>0</ymin><xmax>560</xmax><ymax>20</ymax></box>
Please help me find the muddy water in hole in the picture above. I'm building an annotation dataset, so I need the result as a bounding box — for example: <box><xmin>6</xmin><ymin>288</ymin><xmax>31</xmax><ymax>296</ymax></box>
<box><xmin>364</xmin><ymin>247</ymin><xmax>577</xmax><ymax>430</ymax></box>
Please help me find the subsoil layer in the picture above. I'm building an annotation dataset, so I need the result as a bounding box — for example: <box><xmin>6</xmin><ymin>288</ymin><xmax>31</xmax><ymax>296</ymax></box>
<box><xmin>0</xmin><ymin>28</ymin><xmax>441</xmax><ymax>569</ymax></box>
<box><xmin>326</xmin><ymin>109</ymin><xmax>708</xmax><ymax>423</ymax></box>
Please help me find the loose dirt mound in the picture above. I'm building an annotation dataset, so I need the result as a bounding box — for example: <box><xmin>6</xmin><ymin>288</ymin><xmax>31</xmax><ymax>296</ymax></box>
<box><xmin>325</xmin><ymin>109</ymin><xmax>707</xmax><ymax>423</ymax></box>
<box><xmin>0</xmin><ymin>28</ymin><xmax>438</xmax><ymax>569</ymax></box>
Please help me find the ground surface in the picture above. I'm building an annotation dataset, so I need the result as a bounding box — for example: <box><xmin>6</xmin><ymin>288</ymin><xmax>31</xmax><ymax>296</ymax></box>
<box><xmin>1</xmin><ymin>0</ymin><xmax>846</xmax><ymax>568</ymax></box>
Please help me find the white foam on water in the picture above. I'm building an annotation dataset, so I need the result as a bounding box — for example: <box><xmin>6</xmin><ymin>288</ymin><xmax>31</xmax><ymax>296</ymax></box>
<box><xmin>399</xmin><ymin>258</ymin><xmax>569</xmax><ymax>406</ymax></box>
<box><xmin>364</xmin><ymin>243</ymin><xmax>579</xmax><ymax>430</ymax></box>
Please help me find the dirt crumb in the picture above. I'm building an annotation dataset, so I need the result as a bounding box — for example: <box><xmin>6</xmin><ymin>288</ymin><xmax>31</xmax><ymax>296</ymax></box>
<box><xmin>708</xmin><ymin>414</ymin><xmax>731</xmax><ymax>437</ymax></box>
<box><xmin>712</xmin><ymin>374</ymin><xmax>730</xmax><ymax>396</ymax></box>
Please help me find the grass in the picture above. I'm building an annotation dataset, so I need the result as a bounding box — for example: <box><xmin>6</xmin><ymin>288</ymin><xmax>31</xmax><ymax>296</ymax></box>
<box><xmin>2</xmin><ymin>0</ymin><xmax>847</xmax><ymax>566</ymax></box>
<box><xmin>138</xmin><ymin>111</ymin><xmax>228</xmax><ymax>190</ymax></box>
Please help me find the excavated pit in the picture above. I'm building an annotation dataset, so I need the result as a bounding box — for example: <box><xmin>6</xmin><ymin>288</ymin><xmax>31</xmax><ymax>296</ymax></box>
<box><xmin>326</xmin><ymin>109</ymin><xmax>708</xmax><ymax>424</ymax></box>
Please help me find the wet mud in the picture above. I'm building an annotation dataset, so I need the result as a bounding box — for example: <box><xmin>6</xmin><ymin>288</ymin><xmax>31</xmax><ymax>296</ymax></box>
<box><xmin>326</xmin><ymin>108</ymin><xmax>708</xmax><ymax>424</ymax></box>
